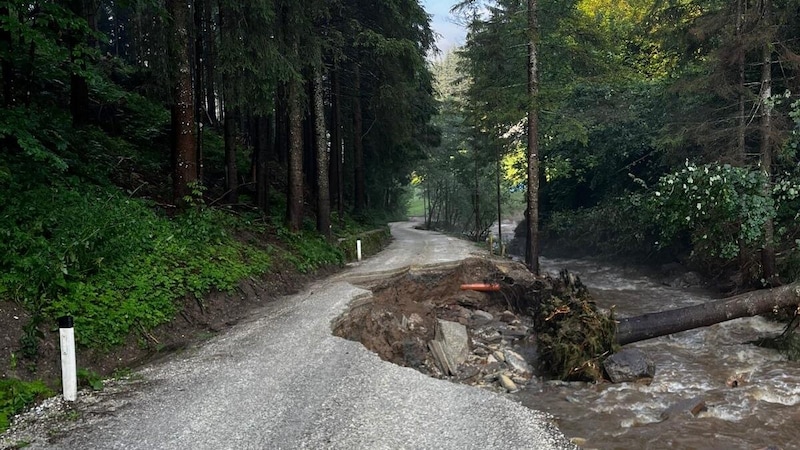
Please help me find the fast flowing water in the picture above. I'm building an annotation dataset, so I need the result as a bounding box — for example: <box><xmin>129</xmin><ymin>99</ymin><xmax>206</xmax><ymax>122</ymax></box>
<box><xmin>514</xmin><ymin>256</ymin><xmax>800</xmax><ymax>450</ymax></box>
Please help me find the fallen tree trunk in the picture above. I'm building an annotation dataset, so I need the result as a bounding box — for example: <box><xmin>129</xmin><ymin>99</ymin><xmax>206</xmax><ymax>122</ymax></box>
<box><xmin>616</xmin><ymin>282</ymin><xmax>800</xmax><ymax>345</ymax></box>
<box><xmin>495</xmin><ymin>261</ymin><xmax>800</xmax><ymax>380</ymax></box>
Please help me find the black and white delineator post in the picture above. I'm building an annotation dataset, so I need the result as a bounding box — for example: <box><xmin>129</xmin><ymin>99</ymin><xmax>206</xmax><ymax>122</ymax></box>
<box><xmin>58</xmin><ymin>316</ymin><xmax>77</xmax><ymax>401</ymax></box>
<box><xmin>356</xmin><ymin>239</ymin><xmax>362</xmax><ymax>262</ymax></box>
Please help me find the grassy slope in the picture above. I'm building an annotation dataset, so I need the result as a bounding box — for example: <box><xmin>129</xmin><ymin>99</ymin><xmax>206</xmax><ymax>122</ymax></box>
<box><xmin>0</xmin><ymin>159</ymin><xmax>392</xmax><ymax>435</ymax></box>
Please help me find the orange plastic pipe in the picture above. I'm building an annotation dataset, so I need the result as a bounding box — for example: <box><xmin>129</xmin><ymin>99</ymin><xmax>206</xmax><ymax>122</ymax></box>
<box><xmin>459</xmin><ymin>283</ymin><xmax>501</xmax><ymax>292</ymax></box>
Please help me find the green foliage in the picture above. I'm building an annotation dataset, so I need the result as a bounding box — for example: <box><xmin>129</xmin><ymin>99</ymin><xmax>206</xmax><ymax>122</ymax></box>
<box><xmin>406</xmin><ymin>189</ymin><xmax>425</xmax><ymax>217</ymax></box>
<box><xmin>0</xmin><ymin>184</ymin><xmax>272</xmax><ymax>351</ymax></box>
<box><xmin>546</xmin><ymin>161</ymin><xmax>800</xmax><ymax>280</ymax></box>
<box><xmin>77</xmin><ymin>368</ymin><xmax>104</xmax><ymax>391</ymax></box>
<box><xmin>336</xmin><ymin>227</ymin><xmax>391</xmax><ymax>261</ymax></box>
<box><xmin>788</xmin><ymin>99</ymin><xmax>800</xmax><ymax>152</ymax></box>
<box><xmin>0</xmin><ymin>106</ymin><xmax>70</xmax><ymax>175</ymax></box>
<box><xmin>19</xmin><ymin>317</ymin><xmax>44</xmax><ymax>360</ymax></box>
<box><xmin>0</xmin><ymin>379</ymin><xmax>54</xmax><ymax>433</ymax></box>
<box><xmin>544</xmin><ymin>194</ymin><xmax>658</xmax><ymax>257</ymax></box>
<box><xmin>647</xmin><ymin>162</ymin><xmax>776</xmax><ymax>261</ymax></box>
<box><xmin>277</xmin><ymin>225</ymin><xmax>344</xmax><ymax>273</ymax></box>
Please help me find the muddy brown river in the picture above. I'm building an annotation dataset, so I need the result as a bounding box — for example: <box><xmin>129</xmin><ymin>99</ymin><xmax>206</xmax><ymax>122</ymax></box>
<box><xmin>516</xmin><ymin>256</ymin><xmax>800</xmax><ymax>449</ymax></box>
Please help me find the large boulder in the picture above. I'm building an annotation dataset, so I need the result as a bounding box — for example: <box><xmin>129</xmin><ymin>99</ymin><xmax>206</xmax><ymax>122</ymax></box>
<box><xmin>428</xmin><ymin>319</ymin><xmax>469</xmax><ymax>376</ymax></box>
<box><xmin>602</xmin><ymin>348</ymin><xmax>655</xmax><ymax>383</ymax></box>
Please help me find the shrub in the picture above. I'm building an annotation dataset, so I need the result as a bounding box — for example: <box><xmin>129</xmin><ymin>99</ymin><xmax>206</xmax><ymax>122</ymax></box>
<box><xmin>277</xmin><ymin>225</ymin><xmax>344</xmax><ymax>273</ymax></box>
<box><xmin>647</xmin><ymin>162</ymin><xmax>774</xmax><ymax>261</ymax></box>
<box><xmin>0</xmin><ymin>184</ymin><xmax>272</xmax><ymax>350</ymax></box>
<box><xmin>0</xmin><ymin>379</ymin><xmax>53</xmax><ymax>432</ymax></box>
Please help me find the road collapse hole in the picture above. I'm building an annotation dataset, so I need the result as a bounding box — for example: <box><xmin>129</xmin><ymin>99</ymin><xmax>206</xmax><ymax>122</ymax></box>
<box><xmin>332</xmin><ymin>257</ymin><xmax>616</xmax><ymax>392</ymax></box>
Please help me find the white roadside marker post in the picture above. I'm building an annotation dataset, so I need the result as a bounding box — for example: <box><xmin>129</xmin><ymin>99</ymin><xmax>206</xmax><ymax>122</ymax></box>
<box><xmin>58</xmin><ymin>316</ymin><xmax>77</xmax><ymax>401</ymax></box>
<box><xmin>357</xmin><ymin>239</ymin><xmax>362</xmax><ymax>262</ymax></box>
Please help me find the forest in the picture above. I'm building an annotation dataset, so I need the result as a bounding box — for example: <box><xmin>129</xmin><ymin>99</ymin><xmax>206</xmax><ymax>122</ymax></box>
<box><xmin>423</xmin><ymin>0</ymin><xmax>800</xmax><ymax>288</ymax></box>
<box><xmin>0</xmin><ymin>0</ymin><xmax>436</xmax><ymax>426</ymax></box>
<box><xmin>2</xmin><ymin>0</ymin><xmax>800</xmax><ymax>431</ymax></box>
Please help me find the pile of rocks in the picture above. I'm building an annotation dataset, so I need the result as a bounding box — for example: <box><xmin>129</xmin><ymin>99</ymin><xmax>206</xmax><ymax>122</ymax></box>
<box><xmin>333</xmin><ymin>258</ymin><xmax>661</xmax><ymax>392</ymax></box>
<box><xmin>421</xmin><ymin>301</ymin><xmax>538</xmax><ymax>393</ymax></box>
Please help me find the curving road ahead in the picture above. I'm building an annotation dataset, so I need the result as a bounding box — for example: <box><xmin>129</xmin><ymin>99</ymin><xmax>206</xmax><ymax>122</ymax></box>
<box><xmin>6</xmin><ymin>222</ymin><xmax>576</xmax><ymax>450</ymax></box>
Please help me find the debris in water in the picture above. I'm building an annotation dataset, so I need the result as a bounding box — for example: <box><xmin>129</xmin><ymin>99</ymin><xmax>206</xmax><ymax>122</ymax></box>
<box><xmin>333</xmin><ymin>257</ymin><xmax>619</xmax><ymax>387</ymax></box>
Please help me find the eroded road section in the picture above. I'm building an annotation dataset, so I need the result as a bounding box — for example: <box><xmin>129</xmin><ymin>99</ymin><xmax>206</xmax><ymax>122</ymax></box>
<box><xmin>3</xmin><ymin>222</ymin><xmax>576</xmax><ymax>450</ymax></box>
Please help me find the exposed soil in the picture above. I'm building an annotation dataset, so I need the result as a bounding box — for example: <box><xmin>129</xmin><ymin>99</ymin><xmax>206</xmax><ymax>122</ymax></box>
<box><xmin>333</xmin><ymin>256</ymin><xmax>619</xmax><ymax>390</ymax></box>
<box><xmin>333</xmin><ymin>257</ymin><xmax>549</xmax><ymax>391</ymax></box>
<box><xmin>0</xmin><ymin>256</ymin><xmax>337</xmax><ymax>391</ymax></box>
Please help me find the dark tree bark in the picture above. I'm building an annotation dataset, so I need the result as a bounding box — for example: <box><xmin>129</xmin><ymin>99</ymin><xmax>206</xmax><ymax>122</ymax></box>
<box><xmin>67</xmin><ymin>0</ymin><xmax>97</xmax><ymax>128</ymax></box>
<box><xmin>1</xmin><ymin>4</ymin><xmax>13</xmax><ymax>106</ymax></box>
<box><xmin>276</xmin><ymin>84</ymin><xmax>289</xmax><ymax>165</ymax></box>
<box><xmin>473</xmin><ymin>157</ymin><xmax>480</xmax><ymax>241</ymax></box>
<box><xmin>169</xmin><ymin>0</ymin><xmax>198</xmax><ymax>205</ymax></box>
<box><xmin>223</xmin><ymin>106</ymin><xmax>238</xmax><ymax>203</ymax></box>
<box><xmin>759</xmin><ymin>0</ymin><xmax>777</xmax><ymax>285</ymax></box>
<box><xmin>70</xmin><ymin>74</ymin><xmax>89</xmax><ymax>127</ymax></box>
<box><xmin>616</xmin><ymin>282</ymin><xmax>800</xmax><ymax>345</ymax></box>
<box><xmin>352</xmin><ymin>64</ymin><xmax>366</xmax><ymax>214</ymax></box>
<box><xmin>287</xmin><ymin>78</ymin><xmax>304</xmax><ymax>231</ymax></box>
<box><xmin>203</xmin><ymin>0</ymin><xmax>217</xmax><ymax>125</ymax></box>
<box><xmin>736</xmin><ymin>0</ymin><xmax>746</xmax><ymax>161</ymax></box>
<box><xmin>313</xmin><ymin>65</ymin><xmax>330</xmax><ymax>237</ymax></box>
<box><xmin>255</xmin><ymin>114</ymin><xmax>271</xmax><ymax>213</ymax></box>
<box><xmin>218</xmin><ymin>0</ymin><xmax>239</xmax><ymax>204</ymax></box>
<box><xmin>495</xmin><ymin>144</ymin><xmax>503</xmax><ymax>248</ymax></box>
<box><xmin>303</xmin><ymin>77</ymin><xmax>315</xmax><ymax>193</ymax></box>
<box><xmin>329</xmin><ymin>69</ymin><xmax>344</xmax><ymax>222</ymax></box>
<box><xmin>194</xmin><ymin>0</ymin><xmax>204</xmax><ymax>123</ymax></box>
<box><xmin>193</xmin><ymin>0</ymin><xmax>205</xmax><ymax>182</ymax></box>
<box><xmin>524</xmin><ymin>0</ymin><xmax>541</xmax><ymax>275</ymax></box>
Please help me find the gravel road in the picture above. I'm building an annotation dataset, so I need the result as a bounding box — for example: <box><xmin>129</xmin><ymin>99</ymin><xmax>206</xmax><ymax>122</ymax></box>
<box><xmin>2</xmin><ymin>222</ymin><xmax>577</xmax><ymax>450</ymax></box>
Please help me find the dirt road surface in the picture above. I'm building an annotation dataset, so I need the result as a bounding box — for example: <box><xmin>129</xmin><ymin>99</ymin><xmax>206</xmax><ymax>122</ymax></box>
<box><xmin>2</xmin><ymin>222</ymin><xmax>576</xmax><ymax>450</ymax></box>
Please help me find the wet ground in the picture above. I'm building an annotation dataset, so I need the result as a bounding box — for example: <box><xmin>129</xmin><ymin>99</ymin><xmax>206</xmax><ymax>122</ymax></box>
<box><xmin>334</xmin><ymin>254</ymin><xmax>800</xmax><ymax>450</ymax></box>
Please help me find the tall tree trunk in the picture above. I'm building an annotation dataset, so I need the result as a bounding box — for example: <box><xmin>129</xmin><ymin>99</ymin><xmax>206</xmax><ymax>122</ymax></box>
<box><xmin>276</xmin><ymin>84</ymin><xmax>289</xmax><ymax>165</ymax></box>
<box><xmin>426</xmin><ymin>186</ymin><xmax>433</xmax><ymax>227</ymax></box>
<box><xmin>616</xmin><ymin>282</ymin><xmax>800</xmax><ymax>345</ymax></box>
<box><xmin>69</xmin><ymin>74</ymin><xmax>89</xmax><ymax>127</ymax></box>
<box><xmin>218</xmin><ymin>0</ymin><xmax>238</xmax><ymax>203</ymax></box>
<box><xmin>496</xmin><ymin>144</ymin><xmax>503</xmax><ymax>248</ymax></box>
<box><xmin>330</xmin><ymin>69</ymin><xmax>344</xmax><ymax>222</ymax></box>
<box><xmin>223</xmin><ymin>106</ymin><xmax>238</xmax><ymax>203</ymax></box>
<box><xmin>193</xmin><ymin>0</ymin><xmax>205</xmax><ymax>182</ymax></box>
<box><xmin>68</xmin><ymin>0</ymin><xmax>96</xmax><ymax>128</ymax></box>
<box><xmin>287</xmin><ymin>78</ymin><xmax>304</xmax><ymax>232</ymax></box>
<box><xmin>303</xmin><ymin>77</ymin><xmax>315</xmax><ymax>193</ymax></box>
<box><xmin>759</xmin><ymin>0</ymin><xmax>777</xmax><ymax>285</ymax></box>
<box><xmin>1</xmin><ymin>4</ymin><xmax>13</xmax><ymax>106</ymax></box>
<box><xmin>736</xmin><ymin>0</ymin><xmax>746</xmax><ymax>162</ymax></box>
<box><xmin>525</xmin><ymin>0</ymin><xmax>541</xmax><ymax>275</ymax></box>
<box><xmin>256</xmin><ymin>114</ymin><xmax>271</xmax><ymax>213</ymax></box>
<box><xmin>21</xmin><ymin>7</ymin><xmax>36</xmax><ymax>106</ymax></box>
<box><xmin>204</xmin><ymin>0</ymin><xmax>217</xmax><ymax>125</ymax></box>
<box><xmin>474</xmin><ymin>156</ymin><xmax>480</xmax><ymax>241</ymax></box>
<box><xmin>353</xmin><ymin>64</ymin><xmax>366</xmax><ymax>215</ymax></box>
<box><xmin>169</xmin><ymin>0</ymin><xmax>198</xmax><ymax>205</ymax></box>
<box><xmin>194</xmin><ymin>0</ymin><xmax>204</xmax><ymax>123</ymax></box>
<box><xmin>313</xmin><ymin>66</ymin><xmax>331</xmax><ymax>238</ymax></box>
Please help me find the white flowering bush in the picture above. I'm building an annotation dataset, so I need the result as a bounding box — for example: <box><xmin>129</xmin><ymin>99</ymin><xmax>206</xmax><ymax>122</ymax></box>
<box><xmin>544</xmin><ymin>159</ymin><xmax>800</xmax><ymax>272</ymax></box>
<box><xmin>788</xmin><ymin>99</ymin><xmax>800</xmax><ymax>155</ymax></box>
<box><xmin>647</xmin><ymin>161</ymin><xmax>800</xmax><ymax>261</ymax></box>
